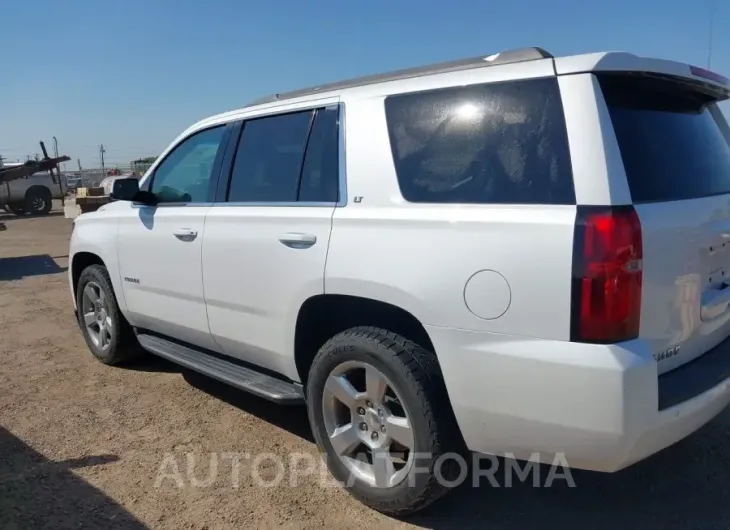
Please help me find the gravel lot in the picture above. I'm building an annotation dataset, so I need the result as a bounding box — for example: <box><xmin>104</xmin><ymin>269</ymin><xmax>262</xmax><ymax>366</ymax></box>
<box><xmin>1</xmin><ymin>204</ymin><xmax>729</xmax><ymax>529</ymax></box>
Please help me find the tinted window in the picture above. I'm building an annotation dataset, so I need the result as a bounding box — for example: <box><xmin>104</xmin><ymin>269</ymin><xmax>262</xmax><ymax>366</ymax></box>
<box><xmin>384</xmin><ymin>77</ymin><xmax>574</xmax><ymax>204</ymax></box>
<box><xmin>299</xmin><ymin>107</ymin><xmax>339</xmax><ymax>202</ymax></box>
<box><xmin>151</xmin><ymin>126</ymin><xmax>225</xmax><ymax>203</ymax></box>
<box><xmin>600</xmin><ymin>74</ymin><xmax>730</xmax><ymax>203</ymax></box>
<box><xmin>228</xmin><ymin>111</ymin><xmax>313</xmax><ymax>202</ymax></box>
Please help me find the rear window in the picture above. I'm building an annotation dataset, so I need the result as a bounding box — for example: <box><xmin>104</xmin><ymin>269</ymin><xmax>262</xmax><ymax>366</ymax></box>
<box><xmin>384</xmin><ymin>77</ymin><xmax>574</xmax><ymax>204</ymax></box>
<box><xmin>600</xmin><ymin>74</ymin><xmax>730</xmax><ymax>203</ymax></box>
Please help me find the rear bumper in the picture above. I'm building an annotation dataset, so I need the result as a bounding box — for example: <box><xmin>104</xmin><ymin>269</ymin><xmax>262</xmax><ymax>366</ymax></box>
<box><xmin>427</xmin><ymin>325</ymin><xmax>730</xmax><ymax>472</ymax></box>
<box><xmin>658</xmin><ymin>335</ymin><xmax>730</xmax><ymax>409</ymax></box>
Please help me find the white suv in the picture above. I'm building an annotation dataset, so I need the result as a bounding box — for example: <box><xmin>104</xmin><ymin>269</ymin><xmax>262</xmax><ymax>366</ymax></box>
<box><xmin>69</xmin><ymin>47</ymin><xmax>730</xmax><ymax>514</ymax></box>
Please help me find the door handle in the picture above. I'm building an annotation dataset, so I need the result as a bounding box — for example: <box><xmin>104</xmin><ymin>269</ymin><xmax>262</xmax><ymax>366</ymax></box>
<box><xmin>279</xmin><ymin>232</ymin><xmax>317</xmax><ymax>248</ymax></box>
<box><xmin>173</xmin><ymin>228</ymin><xmax>198</xmax><ymax>242</ymax></box>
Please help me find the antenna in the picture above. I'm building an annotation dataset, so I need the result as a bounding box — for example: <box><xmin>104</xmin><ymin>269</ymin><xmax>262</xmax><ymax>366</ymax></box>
<box><xmin>707</xmin><ymin>1</ymin><xmax>716</xmax><ymax>68</ymax></box>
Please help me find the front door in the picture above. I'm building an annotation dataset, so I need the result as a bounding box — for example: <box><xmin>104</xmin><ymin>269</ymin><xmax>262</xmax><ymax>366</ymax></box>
<box><xmin>117</xmin><ymin>124</ymin><xmax>228</xmax><ymax>351</ymax></box>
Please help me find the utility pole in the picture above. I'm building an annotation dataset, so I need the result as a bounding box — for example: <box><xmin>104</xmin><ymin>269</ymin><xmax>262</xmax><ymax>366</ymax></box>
<box><xmin>99</xmin><ymin>144</ymin><xmax>106</xmax><ymax>174</ymax></box>
<box><xmin>52</xmin><ymin>136</ymin><xmax>63</xmax><ymax>172</ymax></box>
<box><xmin>77</xmin><ymin>158</ymin><xmax>82</xmax><ymax>172</ymax></box>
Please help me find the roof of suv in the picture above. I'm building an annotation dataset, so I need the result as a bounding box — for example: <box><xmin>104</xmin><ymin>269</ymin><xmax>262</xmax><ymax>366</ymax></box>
<box><xmin>186</xmin><ymin>47</ymin><xmax>729</xmax><ymax>137</ymax></box>
<box><xmin>248</xmin><ymin>47</ymin><xmax>555</xmax><ymax>106</ymax></box>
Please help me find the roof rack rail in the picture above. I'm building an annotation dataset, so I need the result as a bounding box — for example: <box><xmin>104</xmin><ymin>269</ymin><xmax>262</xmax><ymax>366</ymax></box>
<box><xmin>248</xmin><ymin>47</ymin><xmax>553</xmax><ymax>106</ymax></box>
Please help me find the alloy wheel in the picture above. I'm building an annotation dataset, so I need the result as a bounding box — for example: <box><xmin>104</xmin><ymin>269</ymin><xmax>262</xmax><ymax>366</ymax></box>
<box><xmin>31</xmin><ymin>197</ymin><xmax>46</xmax><ymax>212</ymax></box>
<box><xmin>322</xmin><ymin>361</ymin><xmax>415</xmax><ymax>488</ymax></box>
<box><xmin>81</xmin><ymin>281</ymin><xmax>113</xmax><ymax>351</ymax></box>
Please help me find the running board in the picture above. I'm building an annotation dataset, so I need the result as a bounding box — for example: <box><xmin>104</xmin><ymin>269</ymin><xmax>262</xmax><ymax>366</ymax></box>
<box><xmin>136</xmin><ymin>334</ymin><xmax>303</xmax><ymax>405</ymax></box>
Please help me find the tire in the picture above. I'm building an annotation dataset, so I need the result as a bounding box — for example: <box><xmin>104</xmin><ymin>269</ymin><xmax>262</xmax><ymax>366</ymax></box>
<box><xmin>76</xmin><ymin>264</ymin><xmax>142</xmax><ymax>365</ymax></box>
<box><xmin>24</xmin><ymin>187</ymin><xmax>52</xmax><ymax>215</ymax></box>
<box><xmin>306</xmin><ymin>326</ymin><xmax>463</xmax><ymax>516</ymax></box>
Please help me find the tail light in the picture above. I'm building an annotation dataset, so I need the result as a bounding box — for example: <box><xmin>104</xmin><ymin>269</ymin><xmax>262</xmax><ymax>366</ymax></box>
<box><xmin>570</xmin><ymin>206</ymin><xmax>643</xmax><ymax>343</ymax></box>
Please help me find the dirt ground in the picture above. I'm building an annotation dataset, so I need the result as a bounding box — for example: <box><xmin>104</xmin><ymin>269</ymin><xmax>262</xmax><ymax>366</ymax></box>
<box><xmin>1</xmin><ymin>204</ymin><xmax>730</xmax><ymax>529</ymax></box>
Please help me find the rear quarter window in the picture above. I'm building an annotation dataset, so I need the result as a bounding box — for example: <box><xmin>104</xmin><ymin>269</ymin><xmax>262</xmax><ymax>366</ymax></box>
<box><xmin>384</xmin><ymin>77</ymin><xmax>574</xmax><ymax>205</ymax></box>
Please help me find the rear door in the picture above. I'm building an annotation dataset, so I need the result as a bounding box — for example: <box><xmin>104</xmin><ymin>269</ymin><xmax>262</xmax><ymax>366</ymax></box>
<box><xmin>202</xmin><ymin>104</ymin><xmax>340</xmax><ymax>379</ymax></box>
<box><xmin>599</xmin><ymin>73</ymin><xmax>730</xmax><ymax>373</ymax></box>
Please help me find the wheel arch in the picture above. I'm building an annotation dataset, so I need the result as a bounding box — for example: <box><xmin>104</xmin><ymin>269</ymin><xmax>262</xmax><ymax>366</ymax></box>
<box><xmin>294</xmin><ymin>294</ymin><xmax>436</xmax><ymax>385</ymax></box>
<box><xmin>70</xmin><ymin>213</ymin><xmax>127</xmax><ymax>315</ymax></box>
<box><xmin>71</xmin><ymin>252</ymin><xmax>107</xmax><ymax>301</ymax></box>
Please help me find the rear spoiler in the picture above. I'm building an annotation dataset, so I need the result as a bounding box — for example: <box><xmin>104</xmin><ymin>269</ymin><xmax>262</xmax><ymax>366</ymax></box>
<box><xmin>554</xmin><ymin>52</ymin><xmax>730</xmax><ymax>100</ymax></box>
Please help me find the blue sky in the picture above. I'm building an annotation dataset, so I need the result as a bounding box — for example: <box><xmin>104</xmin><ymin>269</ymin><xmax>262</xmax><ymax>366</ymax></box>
<box><xmin>1</xmin><ymin>0</ymin><xmax>728</xmax><ymax>167</ymax></box>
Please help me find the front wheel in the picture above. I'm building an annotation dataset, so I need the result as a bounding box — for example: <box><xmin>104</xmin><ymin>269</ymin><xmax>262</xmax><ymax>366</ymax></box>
<box><xmin>76</xmin><ymin>264</ymin><xmax>142</xmax><ymax>365</ymax></box>
<box><xmin>306</xmin><ymin>327</ymin><xmax>462</xmax><ymax>515</ymax></box>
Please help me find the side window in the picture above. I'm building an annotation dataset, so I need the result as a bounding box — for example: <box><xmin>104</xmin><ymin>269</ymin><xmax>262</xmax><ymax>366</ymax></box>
<box><xmin>150</xmin><ymin>126</ymin><xmax>225</xmax><ymax>203</ymax></box>
<box><xmin>299</xmin><ymin>107</ymin><xmax>339</xmax><ymax>202</ymax></box>
<box><xmin>384</xmin><ymin>77</ymin><xmax>574</xmax><ymax>205</ymax></box>
<box><xmin>227</xmin><ymin>111</ymin><xmax>314</xmax><ymax>202</ymax></box>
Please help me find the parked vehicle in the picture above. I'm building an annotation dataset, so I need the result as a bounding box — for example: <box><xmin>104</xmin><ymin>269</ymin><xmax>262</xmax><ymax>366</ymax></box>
<box><xmin>64</xmin><ymin>173</ymin><xmax>143</xmax><ymax>219</ymax></box>
<box><xmin>1</xmin><ymin>166</ymin><xmax>66</xmax><ymax>215</ymax></box>
<box><xmin>69</xmin><ymin>47</ymin><xmax>730</xmax><ymax>515</ymax></box>
<box><xmin>64</xmin><ymin>174</ymin><xmax>82</xmax><ymax>191</ymax></box>
<box><xmin>99</xmin><ymin>173</ymin><xmax>139</xmax><ymax>196</ymax></box>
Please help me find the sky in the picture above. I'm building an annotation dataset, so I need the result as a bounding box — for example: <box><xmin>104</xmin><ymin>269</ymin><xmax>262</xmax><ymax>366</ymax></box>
<box><xmin>1</xmin><ymin>0</ymin><xmax>728</xmax><ymax>168</ymax></box>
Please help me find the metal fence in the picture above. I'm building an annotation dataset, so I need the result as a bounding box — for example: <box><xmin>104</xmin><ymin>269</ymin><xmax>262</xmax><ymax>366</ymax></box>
<box><xmin>61</xmin><ymin>163</ymin><xmax>154</xmax><ymax>188</ymax></box>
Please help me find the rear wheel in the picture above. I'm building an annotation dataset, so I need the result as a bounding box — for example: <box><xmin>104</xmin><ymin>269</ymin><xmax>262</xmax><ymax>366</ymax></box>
<box><xmin>25</xmin><ymin>187</ymin><xmax>52</xmax><ymax>215</ymax></box>
<box><xmin>306</xmin><ymin>326</ymin><xmax>462</xmax><ymax>515</ymax></box>
<box><xmin>76</xmin><ymin>264</ymin><xmax>142</xmax><ymax>365</ymax></box>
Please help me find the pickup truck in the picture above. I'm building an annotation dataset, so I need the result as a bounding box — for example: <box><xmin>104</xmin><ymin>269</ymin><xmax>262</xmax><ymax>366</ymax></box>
<box><xmin>0</xmin><ymin>165</ymin><xmax>66</xmax><ymax>215</ymax></box>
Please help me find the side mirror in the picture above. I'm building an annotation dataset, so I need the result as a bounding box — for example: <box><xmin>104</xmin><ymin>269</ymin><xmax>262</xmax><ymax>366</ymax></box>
<box><xmin>111</xmin><ymin>178</ymin><xmax>157</xmax><ymax>205</ymax></box>
<box><xmin>110</xmin><ymin>178</ymin><xmax>140</xmax><ymax>201</ymax></box>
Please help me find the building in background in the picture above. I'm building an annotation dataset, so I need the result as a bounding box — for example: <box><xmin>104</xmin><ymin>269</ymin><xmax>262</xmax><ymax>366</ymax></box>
<box><xmin>131</xmin><ymin>156</ymin><xmax>157</xmax><ymax>175</ymax></box>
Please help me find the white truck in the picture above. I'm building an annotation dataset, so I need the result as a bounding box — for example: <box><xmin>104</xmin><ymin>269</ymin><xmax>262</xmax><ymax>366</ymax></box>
<box><xmin>69</xmin><ymin>47</ymin><xmax>730</xmax><ymax>515</ymax></box>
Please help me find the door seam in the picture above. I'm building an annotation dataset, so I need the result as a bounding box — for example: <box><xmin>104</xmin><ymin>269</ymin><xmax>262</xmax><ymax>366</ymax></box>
<box><xmin>200</xmin><ymin>206</ymin><xmax>225</xmax><ymax>353</ymax></box>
